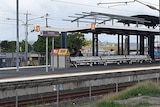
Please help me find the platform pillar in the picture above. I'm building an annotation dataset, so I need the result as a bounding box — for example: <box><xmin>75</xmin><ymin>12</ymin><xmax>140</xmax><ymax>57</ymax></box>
<box><xmin>140</xmin><ymin>35</ymin><xmax>144</xmax><ymax>55</ymax></box>
<box><xmin>136</xmin><ymin>35</ymin><xmax>139</xmax><ymax>54</ymax></box>
<box><xmin>61</xmin><ymin>32</ymin><xmax>67</xmax><ymax>48</ymax></box>
<box><xmin>95</xmin><ymin>34</ymin><xmax>98</xmax><ymax>56</ymax></box>
<box><xmin>92</xmin><ymin>33</ymin><xmax>95</xmax><ymax>56</ymax></box>
<box><xmin>118</xmin><ymin>35</ymin><xmax>120</xmax><ymax>55</ymax></box>
<box><xmin>148</xmin><ymin>35</ymin><xmax>155</xmax><ymax>59</ymax></box>
<box><xmin>121</xmin><ymin>35</ymin><xmax>124</xmax><ymax>55</ymax></box>
<box><xmin>124</xmin><ymin>35</ymin><xmax>130</xmax><ymax>55</ymax></box>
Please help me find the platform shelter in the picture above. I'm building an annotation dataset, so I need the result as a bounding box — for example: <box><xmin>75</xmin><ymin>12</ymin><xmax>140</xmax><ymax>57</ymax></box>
<box><xmin>40</xmin><ymin>12</ymin><xmax>160</xmax><ymax>59</ymax></box>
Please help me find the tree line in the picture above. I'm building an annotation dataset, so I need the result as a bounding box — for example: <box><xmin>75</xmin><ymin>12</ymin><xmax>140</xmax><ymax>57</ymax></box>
<box><xmin>0</xmin><ymin>33</ymin><xmax>91</xmax><ymax>53</ymax></box>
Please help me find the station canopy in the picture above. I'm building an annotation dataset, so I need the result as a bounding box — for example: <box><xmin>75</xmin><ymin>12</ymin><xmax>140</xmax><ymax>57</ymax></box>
<box><xmin>63</xmin><ymin>11</ymin><xmax>159</xmax><ymax>35</ymax></box>
<box><xmin>118</xmin><ymin>15</ymin><xmax>159</xmax><ymax>28</ymax></box>
<box><xmin>67</xmin><ymin>11</ymin><xmax>159</xmax><ymax>27</ymax></box>
<box><xmin>41</xmin><ymin>12</ymin><xmax>159</xmax><ymax>35</ymax></box>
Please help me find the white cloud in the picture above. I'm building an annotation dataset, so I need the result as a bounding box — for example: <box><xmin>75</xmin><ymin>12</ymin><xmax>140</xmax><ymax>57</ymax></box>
<box><xmin>0</xmin><ymin>0</ymin><xmax>159</xmax><ymax>42</ymax></box>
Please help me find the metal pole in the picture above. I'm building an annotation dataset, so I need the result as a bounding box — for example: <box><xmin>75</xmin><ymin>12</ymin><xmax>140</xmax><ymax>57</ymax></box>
<box><xmin>46</xmin><ymin>36</ymin><xmax>48</xmax><ymax>72</ymax></box>
<box><xmin>16</xmin><ymin>89</ymin><xmax>18</xmax><ymax>107</ymax></box>
<box><xmin>118</xmin><ymin>35</ymin><xmax>120</xmax><ymax>55</ymax></box>
<box><xmin>52</xmin><ymin>37</ymin><xmax>54</xmax><ymax>71</ymax></box>
<box><xmin>157</xmin><ymin>73</ymin><xmax>159</xmax><ymax>83</ymax></box>
<box><xmin>16</xmin><ymin>0</ymin><xmax>19</xmax><ymax>72</ymax></box>
<box><xmin>46</xmin><ymin>13</ymin><xmax>49</xmax><ymax>72</ymax></box>
<box><xmin>159</xmin><ymin>0</ymin><xmax>160</xmax><ymax>55</ymax></box>
<box><xmin>116</xmin><ymin>82</ymin><xmax>118</xmax><ymax>93</ymax></box>
<box><xmin>121</xmin><ymin>35</ymin><xmax>124</xmax><ymax>55</ymax></box>
<box><xmin>57</xmin><ymin>84</ymin><xmax>59</xmax><ymax>107</ymax></box>
<box><xmin>89</xmin><ymin>82</ymin><xmax>92</xmax><ymax>107</ymax></box>
<box><xmin>92</xmin><ymin>33</ymin><xmax>95</xmax><ymax>56</ymax></box>
<box><xmin>137</xmin><ymin>75</ymin><xmax>140</xmax><ymax>83</ymax></box>
<box><xmin>137</xmin><ymin>35</ymin><xmax>139</xmax><ymax>54</ymax></box>
<box><xmin>25</xmin><ymin>11</ymin><xmax>28</xmax><ymax>66</ymax></box>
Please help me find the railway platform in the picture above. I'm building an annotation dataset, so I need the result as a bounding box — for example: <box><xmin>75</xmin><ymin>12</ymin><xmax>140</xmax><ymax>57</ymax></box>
<box><xmin>0</xmin><ymin>61</ymin><xmax>159</xmax><ymax>79</ymax></box>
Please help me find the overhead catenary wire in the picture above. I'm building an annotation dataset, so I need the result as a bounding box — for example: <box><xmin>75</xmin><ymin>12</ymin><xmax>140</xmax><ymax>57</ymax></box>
<box><xmin>1</xmin><ymin>0</ymin><xmax>156</xmax><ymax>27</ymax></box>
<box><xmin>50</xmin><ymin>0</ymin><xmax>148</xmax><ymax>14</ymax></box>
<box><xmin>138</xmin><ymin>0</ymin><xmax>158</xmax><ymax>6</ymax></box>
<box><xmin>0</xmin><ymin>0</ymin><xmax>158</xmax><ymax>20</ymax></box>
<box><xmin>97</xmin><ymin>0</ymin><xmax>159</xmax><ymax>11</ymax></box>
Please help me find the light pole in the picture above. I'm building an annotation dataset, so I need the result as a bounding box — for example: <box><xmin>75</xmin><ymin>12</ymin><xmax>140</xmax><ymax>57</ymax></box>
<box><xmin>16</xmin><ymin>0</ymin><xmax>19</xmax><ymax>72</ymax></box>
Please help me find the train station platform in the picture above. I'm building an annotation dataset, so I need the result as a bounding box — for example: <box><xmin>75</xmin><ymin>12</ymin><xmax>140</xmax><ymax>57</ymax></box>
<box><xmin>0</xmin><ymin>62</ymin><xmax>159</xmax><ymax>79</ymax></box>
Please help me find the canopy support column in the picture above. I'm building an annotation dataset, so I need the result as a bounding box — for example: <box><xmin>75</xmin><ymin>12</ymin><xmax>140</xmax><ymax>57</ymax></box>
<box><xmin>148</xmin><ymin>35</ymin><xmax>155</xmax><ymax>59</ymax></box>
<box><xmin>92</xmin><ymin>33</ymin><xmax>95</xmax><ymax>56</ymax></box>
<box><xmin>61</xmin><ymin>32</ymin><xmax>67</xmax><ymax>48</ymax></box>
<box><xmin>140</xmin><ymin>35</ymin><xmax>144</xmax><ymax>55</ymax></box>
<box><xmin>121</xmin><ymin>35</ymin><xmax>124</xmax><ymax>55</ymax></box>
<box><xmin>95</xmin><ymin>34</ymin><xmax>98</xmax><ymax>56</ymax></box>
<box><xmin>118</xmin><ymin>35</ymin><xmax>120</xmax><ymax>55</ymax></box>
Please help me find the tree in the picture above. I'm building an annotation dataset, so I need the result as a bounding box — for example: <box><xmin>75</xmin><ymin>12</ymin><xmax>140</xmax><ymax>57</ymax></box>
<box><xmin>33</xmin><ymin>33</ymin><xmax>86</xmax><ymax>53</ymax></box>
<box><xmin>33</xmin><ymin>35</ymin><xmax>61</xmax><ymax>52</ymax></box>
<box><xmin>67</xmin><ymin>33</ymin><xmax>86</xmax><ymax>51</ymax></box>
<box><xmin>0</xmin><ymin>40</ymin><xmax>33</xmax><ymax>52</ymax></box>
<box><xmin>1</xmin><ymin>40</ymin><xmax>16</xmax><ymax>52</ymax></box>
<box><xmin>19</xmin><ymin>40</ymin><xmax>33</xmax><ymax>52</ymax></box>
<box><xmin>85</xmin><ymin>39</ymin><xmax>92</xmax><ymax>46</ymax></box>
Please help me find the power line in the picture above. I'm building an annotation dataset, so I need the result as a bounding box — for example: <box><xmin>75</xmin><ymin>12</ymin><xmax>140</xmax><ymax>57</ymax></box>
<box><xmin>97</xmin><ymin>0</ymin><xmax>159</xmax><ymax>11</ymax></box>
<box><xmin>0</xmin><ymin>9</ymin><xmax>27</xmax><ymax>16</ymax></box>
<box><xmin>51</xmin><ymin>0</ymin><xmax>145</xmax><ymax>14</ymax></box>
<box><xmin>51</xmin><ymin>0</ymin><xmax>102</xmax><ymax>8</ymax></box>
<box><xmin>139</xmin><ymin>0</ymin><xmax>158</xmax><ymax>6</ymax></box>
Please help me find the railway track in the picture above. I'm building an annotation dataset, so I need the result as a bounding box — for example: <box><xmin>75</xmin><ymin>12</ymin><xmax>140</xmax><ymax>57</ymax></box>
<box><xmin>0</xmin><ymin>82</ymin><xmax>134</xmax><ymax>107</ymax></box>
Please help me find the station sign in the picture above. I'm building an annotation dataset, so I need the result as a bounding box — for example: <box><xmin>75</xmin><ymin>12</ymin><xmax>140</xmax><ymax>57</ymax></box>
<box><xmin>40</xmin><ymin>31</ymin><xmax>60</xmax><ymax>37</ymax></box>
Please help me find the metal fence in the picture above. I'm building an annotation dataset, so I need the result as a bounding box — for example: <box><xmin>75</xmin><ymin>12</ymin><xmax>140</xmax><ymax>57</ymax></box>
<box><xmin>0</xmin><ymin>52</ymin><xmax>51</xmax><ymax>67</ymax></box>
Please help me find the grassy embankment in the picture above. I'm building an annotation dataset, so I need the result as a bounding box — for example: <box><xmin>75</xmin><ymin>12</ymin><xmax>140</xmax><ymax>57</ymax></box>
<box><xmin>97</xmin><ymin>81</ymin><xmax>160</xmax><ymax>107</ymax></box>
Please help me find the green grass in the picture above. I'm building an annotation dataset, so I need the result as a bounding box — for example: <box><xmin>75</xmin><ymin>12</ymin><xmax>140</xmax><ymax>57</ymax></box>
<box><xmin>97</xmin><ymin>101</ymin><xmax>151</xmax><ymax>107</ymax></box>
<box><xmin>97</xmin><ymin>81</ymin><xmax>160</xmax><ymax>107</ymax></box>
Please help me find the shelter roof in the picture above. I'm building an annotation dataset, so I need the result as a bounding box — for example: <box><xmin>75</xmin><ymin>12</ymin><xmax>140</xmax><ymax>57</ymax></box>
<box><xmin>40</xmin><ymin>12</ymin><xmax>159</xmax><ymax>36</ymax></box>
<box><xmin>41</xmin><ymin>24</ymin><xmax>159</xmax><ymax>35</ymax></box>
<box><xmin>66</xmin><ymin>12</ymin><xmax>150</xmax><ymax>25</ymax></box>
<box><xmin>118</xmin><ymin>15</ymin><xmax>159</xmax><ymax>28</ymax></box>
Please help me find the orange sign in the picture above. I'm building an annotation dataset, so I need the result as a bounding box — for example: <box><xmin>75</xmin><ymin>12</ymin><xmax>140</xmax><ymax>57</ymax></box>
<box><xmin>35</xmin><ymin>25</ymin><xmax>40</xmax><ymax>32</ymax></box>
<box><xmin>91</xmin><ymin>23</ymin><xmax>96</xmax><ymax>30</ymax></box>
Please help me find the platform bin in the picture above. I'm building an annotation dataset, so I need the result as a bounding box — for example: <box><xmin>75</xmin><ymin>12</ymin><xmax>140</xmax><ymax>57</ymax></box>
<box><xmin>50</xmin><ymin>49</ymin><xmax>59</xmax><ymax>69</ymax></box>
<box><xmin>58</xmin><ymin>49</ymin><xmax>70</xmax><ymax>68</ymax></box>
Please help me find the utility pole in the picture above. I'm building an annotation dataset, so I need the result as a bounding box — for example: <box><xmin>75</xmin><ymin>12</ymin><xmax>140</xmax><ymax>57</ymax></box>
<box><xmin>8</xmin><ymin>12</ymin><xmax>44</xmax><ymax>67</ymax></box>
<box><xmin>46</xmin><ymin>13</ymin><xmax>49</xmax><ymax>27</ymax></box>
<box><xmin>24</xmin><ymin>11</ymin><xmax>31</xmax><ymax>66</ymax></box>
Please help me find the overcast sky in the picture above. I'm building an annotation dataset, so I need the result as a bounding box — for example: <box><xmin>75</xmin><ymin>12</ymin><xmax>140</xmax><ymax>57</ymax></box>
<box><xmin>0</xmin><ymin>0</ymin><xmax>159</xmax><ymax>42</ymax></box>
